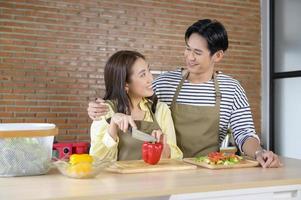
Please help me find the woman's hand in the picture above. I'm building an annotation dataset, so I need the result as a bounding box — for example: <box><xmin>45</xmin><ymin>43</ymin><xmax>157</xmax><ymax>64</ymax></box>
<box><xmin>87</xmin><ymin>98</ymin><xmax>109</xmax><ymax>120</ymax></box>
<box><xmin>255</xmin><ymin>150</ymin><xmax>283</xmax><ymax>168</ymax></box>
<box><xmin>109</xmin><ymin>113</ymin><xmax>137</xmax><ymax>140</ymax></box>
<box><xmin>151</xmin><ymin>130</ymin><xmax>170</xmax><ymax>158</ymax></box>
<box><xmin>151</xmin><ymin>129</ymin><xmax>164</xmax><ymax>143</ymax></box>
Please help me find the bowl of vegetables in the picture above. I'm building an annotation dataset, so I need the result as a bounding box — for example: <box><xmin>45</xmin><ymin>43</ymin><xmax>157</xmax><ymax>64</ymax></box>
<box><xmin>0</xmin><ymin>123</ymin><xmax>58</xmax><ymax>177</ymax></box>
<box><xmin>53</xmin><ymin>154</ymin><xmax>112</xmax><ymax>179</ymax></box>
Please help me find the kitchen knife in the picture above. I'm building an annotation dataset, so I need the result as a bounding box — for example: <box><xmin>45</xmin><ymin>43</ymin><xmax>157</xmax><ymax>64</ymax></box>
<box><xmin>129</xmin><ymin>127</ymin><xmax>157</xmax><ymax>142</ymax></box>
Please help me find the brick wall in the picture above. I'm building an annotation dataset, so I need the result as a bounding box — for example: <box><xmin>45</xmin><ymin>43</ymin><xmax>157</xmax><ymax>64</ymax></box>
<box><xmin>0</xmin><ymin>0</ymin><xmax>261</xmax><ymax>142</ymax></box>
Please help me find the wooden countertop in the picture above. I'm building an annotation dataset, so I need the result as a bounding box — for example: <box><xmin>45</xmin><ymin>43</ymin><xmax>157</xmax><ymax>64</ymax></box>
<box><xmin>1</xmin><ymin>157</ymin><xmax>301</xmax><ymax>200</ymax></box>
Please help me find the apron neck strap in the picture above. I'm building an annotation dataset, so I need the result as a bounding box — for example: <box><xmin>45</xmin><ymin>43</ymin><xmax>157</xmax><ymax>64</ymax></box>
<box><xmin>213</xmin><ymin>72</ymin><xmax>221</xmax><ymax>106</ymax></box>
<box><xmin>171</xmin><ymin>71</ymin><xmax>221</xmax><ymax>108</ymax></box>
<box><xmin>144</xmin><ymin>100</ymin><xmax>160</xmax><ymax>127</ymax></box>
<box><xmin>171</xmin><ymin>72</ymin><xmax>188</xmax><ymax>108</ymax></box>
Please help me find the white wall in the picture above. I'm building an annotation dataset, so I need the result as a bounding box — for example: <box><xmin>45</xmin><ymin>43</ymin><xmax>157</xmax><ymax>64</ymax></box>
<box><xmin>260</xmin><ymin>0</ymin><xmax>270</xmax><ymax>150</ymax></box>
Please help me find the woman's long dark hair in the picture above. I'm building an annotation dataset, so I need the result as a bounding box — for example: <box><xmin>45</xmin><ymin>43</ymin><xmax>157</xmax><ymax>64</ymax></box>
<box><xmin>103</xmin><ymin>50</ymin><xmax>158</xmax><ymax>114</ymax></box>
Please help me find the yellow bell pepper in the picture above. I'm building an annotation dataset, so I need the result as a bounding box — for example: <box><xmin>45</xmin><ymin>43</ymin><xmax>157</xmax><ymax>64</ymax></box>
<box><xmin>67</xmin><ymin>154</ymin><xmax>94</xmax><ymax>177</ymax></box>
<box><xmin>67</xmin><ymin>162</ymin><xmax>92</xmax><ymax>176</ymax></box>
<box><xmin>69</xmin><ymin>154</ymin><xmax>93</xmax><ymax>165</ymax></box>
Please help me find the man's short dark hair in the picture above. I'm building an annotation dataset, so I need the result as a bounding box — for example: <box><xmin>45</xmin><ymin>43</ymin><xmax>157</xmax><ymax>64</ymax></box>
<box><xmin>185</xmin><ymin>19</ymin><xmax>228</xmax><ymax>55</ymax></box>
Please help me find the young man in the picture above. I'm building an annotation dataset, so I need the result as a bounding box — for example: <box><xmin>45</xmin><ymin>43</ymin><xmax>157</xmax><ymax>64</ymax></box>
<box><xmin>88</xmin><ymin>19</ymin><xmax>281</xmax><ymax>168</ymax></box>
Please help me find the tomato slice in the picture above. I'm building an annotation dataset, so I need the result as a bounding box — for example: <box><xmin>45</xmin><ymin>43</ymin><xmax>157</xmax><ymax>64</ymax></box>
<box><xmin>209</xmin><ymin>152</ymin><xmax>238</xmax><ymax>163</ymax></box>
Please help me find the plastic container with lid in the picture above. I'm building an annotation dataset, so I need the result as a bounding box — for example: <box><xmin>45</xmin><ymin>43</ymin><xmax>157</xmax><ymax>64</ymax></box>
<box><xmin>0</xmin><ymin>123</ymin><xmax>58</xmax><ymax>177</ymax></box>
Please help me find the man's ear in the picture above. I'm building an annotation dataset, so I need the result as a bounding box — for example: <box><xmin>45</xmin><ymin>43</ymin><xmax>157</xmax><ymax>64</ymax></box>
<box><xmin>213</xmin><ymin>50</ymin><xmax>224</xmax><ymax>63</ymax></box>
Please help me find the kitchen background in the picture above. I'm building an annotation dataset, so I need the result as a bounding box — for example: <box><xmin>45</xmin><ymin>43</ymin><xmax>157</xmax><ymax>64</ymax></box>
<box><xmin>0</xmin><ymin>0</ymin><xmax>261</xmax><ymax>142</ymax></box>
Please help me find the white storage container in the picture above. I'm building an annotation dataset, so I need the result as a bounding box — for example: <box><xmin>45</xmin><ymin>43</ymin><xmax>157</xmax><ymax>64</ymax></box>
<box><xmin>0</xmin><ymin>123</ymin><xmax>58</xmax><ymax>177</ymax></box>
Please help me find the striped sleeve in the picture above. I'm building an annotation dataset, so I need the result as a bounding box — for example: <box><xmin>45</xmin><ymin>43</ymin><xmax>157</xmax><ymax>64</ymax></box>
<box><xmin>230</xmin><ymin>82</ymin><xmax>260</xmax><ymax>152</ymax></box>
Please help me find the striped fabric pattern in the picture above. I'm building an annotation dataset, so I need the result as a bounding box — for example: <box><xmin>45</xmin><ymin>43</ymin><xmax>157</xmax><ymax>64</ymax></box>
<box><xmin>153</xmin><ymin>69</ymin><xmax>259</xmax><ymax>152</ymax></box>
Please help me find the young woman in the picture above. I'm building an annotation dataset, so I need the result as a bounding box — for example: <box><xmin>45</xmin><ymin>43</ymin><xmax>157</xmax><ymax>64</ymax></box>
<box><xmin>89</xmin><ymin>50</ymin><xmax>183</xmax><ymax>161</ymax></box>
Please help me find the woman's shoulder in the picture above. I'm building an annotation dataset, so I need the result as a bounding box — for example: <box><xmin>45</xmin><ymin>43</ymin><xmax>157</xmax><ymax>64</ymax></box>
<box><xmin>155</xmin><ymin>101</ymin><xmax>170</xmax><ymax>113</ymax></box>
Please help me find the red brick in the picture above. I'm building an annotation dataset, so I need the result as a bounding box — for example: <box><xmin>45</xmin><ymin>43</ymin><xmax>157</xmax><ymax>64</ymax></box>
<box><xmin>23</xmin><ymin>118</ymin><xmax>46</xmax><ymax>123</ymax></box>
<box><xmin>0</xmin><ymin>88</ymin><xmax>13</xmax><ymax>94</ymax></box>
<box><xmin>76</xmin><ymin>135</ymin><xmax>91</xmax><ymax>142</ymax></box>
<box><xmin>48</xmin><ymin>96</ymin><xmax>69</xmax><ymax>101</ymax></box>
<box><xmin>57</xmin><ymin>124</ymin><xmax>77</xmax><ymax>129</ymax></box>
<box><xmin>57</xmin><ymin>113</ymin><xmax>78</xmax><ymax>118</ymax></box>
<box><xmin>13</xmin><ymin>89</ymin><xmax>35</xmax><ymax>93</ymax></box>
<box><xmin>15</xmin><ymin>113</ymin><xmax>36</xmax><ymax>117</ymax></box>
<box><xmin>77</xmin><ymin>123</ymin><xmax>92</xmax><ymax>129</ymax></box>
<box><xmin>0</xmin><ymin>101</ymin><xmax>15</xmax><ymax>105</ymax></box>
<box><xmin>67</xmin><ymin>119</ymin><xmax>87</xmax><ymax>124</ymax></box>
<box><xmin>58</xmin><ymin>102</ymin><xmax>81</xmax><ymax>107</ymax></box>
<box><xmin>2</xmin><ymin>119</ymin><xmax>24</xmax><ymax>123</ymax></box>
<box><xmin>0</xmin><ymin>113</ymin><xmax>14</xmax><ymax>118</ymax></box>
<box><xmin>55</xmin><ymin>135</ymin><xmax>77</xmax><ymax>141</ymax></box>
<box><xmin>29</xmin><ymin>107</ymin><xmax>50</xmax><ymax>112</ymax></box>
<box><xmin>36</xmin><ymin>113</ymin><xmax>57</xmax><ymax>118</ymax></box>
<box><xmin>66</xmin><ymin>128</ymin><xmax>87</xmax><ymax>134</ymax></box>
<box><xmin>47</xmin><ymin>119</ymin><xmax>67</xmax><ymax>124</ymax></box>
<box><xmin>50</xmin><ymin>108</ymin><xmax>71</xmax><ymax>112</ymax></box>
<box><xmin>5</xmin><ymin>107</ymin><xmax>28</xmax><ymax>112</ymax></box>
<box><xmin>2</xmin><ymin>82</ymin><xmax>25</xmax><ymax>88</ymax></box>
<box><xmin>25</xmin><ymin>95</ymin><xmax>47</xmax><ymax>100</ymax></box>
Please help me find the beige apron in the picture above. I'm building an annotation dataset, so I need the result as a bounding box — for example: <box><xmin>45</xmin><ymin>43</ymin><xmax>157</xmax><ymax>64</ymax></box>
<box><xmin>106</xmin><ymin>100</ymin><xmax>161</xmax><ymax>161</ymax></box>
<box><xmin>170</xmin><ymin>72</ymin><xmax>221</xmax><ymax>158</ymax></box>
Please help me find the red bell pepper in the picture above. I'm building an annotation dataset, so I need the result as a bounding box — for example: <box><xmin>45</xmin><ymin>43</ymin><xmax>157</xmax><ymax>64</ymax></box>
<box><xmin>142</xmin><ymin>142</ymin><xmax>163</xmax><ymax>165</ymax></box>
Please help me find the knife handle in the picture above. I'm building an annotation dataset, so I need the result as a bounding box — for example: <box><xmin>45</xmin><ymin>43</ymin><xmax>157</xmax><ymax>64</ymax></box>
<box><xmin>128</xmin><ymin>126</ymin><xmax>133</xmax><ymax>133</ymax></box>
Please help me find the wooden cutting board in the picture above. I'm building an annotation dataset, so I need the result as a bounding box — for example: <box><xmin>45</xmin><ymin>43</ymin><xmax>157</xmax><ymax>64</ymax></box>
<box><xmin>106</xmin><ymin>159</ymin><xmax>197</xmax><ymax>173</ymax></box>
<box><xmin>183</xmin><ymin>158</ymin><xmax>259</xmax><ymax>169</ymax></box>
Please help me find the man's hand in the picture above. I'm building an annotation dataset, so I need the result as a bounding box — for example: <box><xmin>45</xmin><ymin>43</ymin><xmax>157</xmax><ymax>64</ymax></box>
<box><xmin>255</xmin><ymin>150</ymin><xmax>283</xmax><ymax>168</ymax></box>
<box><xmin>242</xmin><ymin>137</ymin><xmax>283</xmax><ymax>168</ymax></box>
<box><xmin>87</xmin><ymin>98</ymin><xmax>109</xmax><ymax>120</ymax></box>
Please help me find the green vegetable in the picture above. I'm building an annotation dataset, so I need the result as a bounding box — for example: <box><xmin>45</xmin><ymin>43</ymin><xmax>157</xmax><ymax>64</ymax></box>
<box><xmin>0</xmin><ymin>137</ymin><xmax>52</xmax><ymax>177</ymax></box>
<box><xmin>195</xmin><ymin>152</ymin><xmax>243</xmax><ymax>166</ymax></box>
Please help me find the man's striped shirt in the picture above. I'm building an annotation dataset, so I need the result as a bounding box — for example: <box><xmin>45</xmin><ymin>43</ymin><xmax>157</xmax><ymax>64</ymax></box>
<box><xmin>152</xmin><ymin>69</ymin><xmax>259</xmax><ymax>152</ymax></box>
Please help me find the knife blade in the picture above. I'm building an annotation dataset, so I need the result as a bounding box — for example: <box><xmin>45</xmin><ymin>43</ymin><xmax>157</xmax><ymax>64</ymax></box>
<box><xmin>129</xmin><ymin>127</ymin><xmax>157</xmax><ymax>142</ymax></box>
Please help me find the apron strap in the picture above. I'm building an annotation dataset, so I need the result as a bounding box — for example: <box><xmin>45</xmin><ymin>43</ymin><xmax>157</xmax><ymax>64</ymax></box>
<box><xmin>145</xmin><ymin>100</ymin><xmax>161</xmax><ymax>130</ymax></box>
<box><xmin>171</xmin><ymin>72</ymin><xmax>189</xmax><ymax>108</ymax></box>
<box><xmin>213</xmin><ymin>72</ymin><xmax>221</xmax><ymax>107</ymax></box>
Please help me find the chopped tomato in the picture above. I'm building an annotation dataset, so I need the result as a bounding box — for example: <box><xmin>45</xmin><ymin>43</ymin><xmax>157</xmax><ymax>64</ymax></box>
<box><xmin>196</xmin><ymin>151</ymin><xmax>242</xmax><ymax>165</ymax></box>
